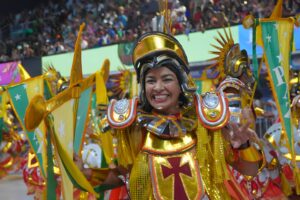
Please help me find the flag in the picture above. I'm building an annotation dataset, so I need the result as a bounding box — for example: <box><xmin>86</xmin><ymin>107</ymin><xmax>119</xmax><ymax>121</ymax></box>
<box><xmin>251</xmin><ymin>0</ymin><xmax>284</xmax><ymax>81</ymax></box>
<box><xmin>260</xmin><ymin>18</ymin><xmax>294</xmax><ymax>148</ymax></box>
<box><xmin>195</xmin><ymin>79</ymin><xmax>213</xmax><ymax>94</ymax></box>
<box><xmin>51</xmin><ymin>99</ymin><xmax>75</xmax><ymax>200</ymax></box>
<box><xmin>74</xmin><ymin>87</ymin><xmax>93</xmax><ymax>154</ymax></box>
<box><xmin>7</xmin><ymin>76</ymin><xmax>47</xmax><ymax>176</ymax></box>
<box><xmin>0</xmin><ymin>61</ymin><xmax>21</xmax><ymax>85</ymax></box>
<box><xmin>256</xmin><ymin>0</ymin><xmax>283</xmax><ymax>47</ymax></box>
<box><xmin>18</xmin><ymin>63</ymin><xmax>31</xmax><ymax>80</ymax></box>
<box><xmin>70</xmin><ymin>23</ymin><xmax>85</xmax><ymax>86</ymax></box>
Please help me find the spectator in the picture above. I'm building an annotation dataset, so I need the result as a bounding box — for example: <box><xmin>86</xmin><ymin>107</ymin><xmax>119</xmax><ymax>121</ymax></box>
<box><xmin>0</xmin><ymin>0</ymin><xmax>298</xmax><ymax>61</ymax></box>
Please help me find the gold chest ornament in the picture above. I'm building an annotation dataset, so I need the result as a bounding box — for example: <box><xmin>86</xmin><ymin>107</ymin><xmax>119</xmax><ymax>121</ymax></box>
<box><xmin>142</xmin><ymin>131</ymin><xmax>205</xmax><ymax>200</ymax></box>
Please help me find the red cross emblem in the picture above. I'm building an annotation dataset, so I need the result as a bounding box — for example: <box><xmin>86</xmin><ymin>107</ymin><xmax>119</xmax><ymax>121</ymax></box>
<box><xmin>161</xmin><ymin>157</ymin><xmax>192</xmax><ymax>200</ymax></box>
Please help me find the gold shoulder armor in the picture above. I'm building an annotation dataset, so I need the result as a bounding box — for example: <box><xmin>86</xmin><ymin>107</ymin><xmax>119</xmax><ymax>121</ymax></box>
<box><xmin>194</xmin><ymin>92</ymin><xmax>229</xmax><ymax>130</ymax></box>
<box><xmin>107</xmin><ymin>97</ymin><xmax>138</xmax><ymax>129</ymax></box>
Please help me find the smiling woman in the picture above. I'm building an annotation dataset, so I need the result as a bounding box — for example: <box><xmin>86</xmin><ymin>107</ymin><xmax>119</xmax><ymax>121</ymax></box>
<box><xmin>91</xmin><ymin>31</ymin><xmax>265</xmax><ymax>200</ymax></box>
<box><xmin>145</xmin><ymin>67</ymin><xmax>181</xmax><ymax>114</ymax></box>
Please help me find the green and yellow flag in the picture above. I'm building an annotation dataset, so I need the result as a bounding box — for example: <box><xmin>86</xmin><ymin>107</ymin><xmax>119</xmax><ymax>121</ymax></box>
<box><xmin>74</xmin><ymin>87</ymin><xmax>93</xmax><ymax>154</ymax></box>
<box><xmin>195</xmin><ymin>79</ymin><xmax>213</xmax><ymax>94</ymax></box>
<box><xmin>7</xmin><ymin>77</ymin><xmax>48</xmax><ymax>176</ymax></box>
<box><xmin>51</xmin><ymin>99</ymin><xmax>75</xmax><ymax>200</ymax></box>
<box><xmin>259</xmin><ymin>18</ymin><xmax>294</xmax><ymax>148</ymax></box>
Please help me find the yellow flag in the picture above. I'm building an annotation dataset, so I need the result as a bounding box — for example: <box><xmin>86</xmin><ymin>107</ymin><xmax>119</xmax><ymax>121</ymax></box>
<box><xmin>70</xmin><ymin>23</ymin><xmax>85</xmax><ymax>86</ymax></box>
<box><xmin>270</xmin><ymin>0</ymin><xmax>283</xmax><ymax>19</ymax></box>
<box><xmin>51</xmin><ymin>99</ymin><xmax>75</xmax><ymax>200</ymax></box>
<box><xmin>256</xmin><ymin>0</ymin><xmax>283</xmax><ymax>47</ymax></box>
<box><xmin>18</xmin><ymin>64</ymin><xmax>31</xmax><ymax>80</ymax></box>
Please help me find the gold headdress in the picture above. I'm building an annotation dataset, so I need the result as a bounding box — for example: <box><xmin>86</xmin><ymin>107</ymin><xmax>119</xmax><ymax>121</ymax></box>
<box><xmin>43</xmin><ymin>65</ymin><xmax>69</xmax><ymax>94</ymax></box>
<box><xmin>132</xmin><ymin>0</ymin><xmax>196</xmax><ymax>96</ymax></box>
<box><xmin>209</xmin><ymin>28</ymin><xmax>253</xmax><ymax>85</ymax></box>
<box><xmin>132</xmin><ymin>31</ymin><xmax>189</xmax><ymax>80</ymax></box>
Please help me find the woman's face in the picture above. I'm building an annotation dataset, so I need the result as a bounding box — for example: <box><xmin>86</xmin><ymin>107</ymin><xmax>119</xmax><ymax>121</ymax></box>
<box><xmin>145</xmin><ymin>67</ymin><xmax>181</xmax><ymax>114</ymax></box>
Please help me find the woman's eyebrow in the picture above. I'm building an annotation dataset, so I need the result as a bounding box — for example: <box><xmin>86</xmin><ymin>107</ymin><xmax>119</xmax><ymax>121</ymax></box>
<box><xmin>161</xmin><ymin>74</ymin><xmax>175</xmax><ymax>78</ymax></box>
<box><xmin>145</xmin><ymin>75</ymin><xmax>155</xmax><ymax>79</ymax></box>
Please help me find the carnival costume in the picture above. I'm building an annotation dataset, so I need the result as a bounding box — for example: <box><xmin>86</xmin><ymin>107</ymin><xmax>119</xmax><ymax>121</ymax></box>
<box><xmin>209</xmin><ymin>28</ymin><xmax>286</xmax><ymax>199</ymax></box>
<box><xmin>264</xmin><ymin>73</ymin><xmax>300</xmax><ymax>196</ymax></box>
<box><xmin>98</xmin><ymin>31</ymin><xmax>264</xmax><ymax>200</ymax></box>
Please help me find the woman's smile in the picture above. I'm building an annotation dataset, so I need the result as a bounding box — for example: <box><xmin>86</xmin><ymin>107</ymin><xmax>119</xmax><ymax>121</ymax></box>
<box><xmin>145</xmin><ymin>67</ymin><xmax>181</xmax><ymax>114</ymax></box>
<box><xmin>152</xmin><ymin>94</ymin><xmax>169</xmax><ymax>102</ymax></box>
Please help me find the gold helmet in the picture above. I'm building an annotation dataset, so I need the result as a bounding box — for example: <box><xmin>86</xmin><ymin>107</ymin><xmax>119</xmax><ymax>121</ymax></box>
<box><xmin>132</xmin><ymin>31</ymin><xmax>196</xmax><ymax>92</ymax></box>
<box><xmin>133</xmin><ymin>32</ymin><xmax>189</xmax><ymax>82</ymax></box>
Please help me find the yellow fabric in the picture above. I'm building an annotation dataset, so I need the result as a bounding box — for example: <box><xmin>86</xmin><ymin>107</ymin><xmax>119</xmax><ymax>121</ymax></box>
<box><xmin>50</xmin><ymin>115</ymin><xmax>98</xmax><ymax>197</ymax></box>
<box><xmin>294</xmin><ymin>167</ymin><xmax>300</xmax><ymax>195</ymax></box>
<box><xmin>277</xmin><ymin>19</ymin><xmax>294</xmax><ymax>81</ymax></box>
<box><xmin>129</xmin><ymin>153</ymin><xmax>151</xmax><ymax>200</ymax></box>
<box><xmin>254</xmin><ymin>107</ymin><xmax>265</xmax><ymax>116</ymax></box>
<box><xmin>96</xmin><ymin>70</ymin><xmax>108</xmax><ymax>105</ymax></box>
<box><xmin>193</xmin><ymin>123</ymin><xmax>233</xmax><ymax>200</ymax></box>
<box><xmin>52</xmin><ymin>100</ymin><xmax>74</xmax><ymax>200</ymax></box>
<box><xmin>1</xmin><ymin>91</ymin><xmax>8</xmax><ymax>120</ymax></box>
<box><xmin>239</xmin><ymin>146</ymin><xmax>263</xmax><ymax>162</ymax></box>
<box><xmin>116</xmin><ymin>125</ymin><xmax>142</xmax><ymax>168</ymax></box>
<box><xmin>100</xmin><ymin>59</ymin><xmax>110</xmax><ymax>83</ymax></box>
<box><xmin>18</xmin><ymin>64</ymin><xmax>31</xmax><ymax>80</ymax></box>
<box><xmin>256</xmin><ymin>0</ymin><xmax>283</xmax><ymax>47</ymax></box>
<box><xmin>201</xmin><ymin>79</ymin><xmax>213</xmax><ymax>93</ymax></box>
<box><xmin>270</xmin><ymin>0</ymin><xmax>283</xmax><ymax>19</ymax></box>
<box><xmin>70</xmin><ymin>23</ymin><xmax>85</xmax><ymax>86</ymax></box>
<box><xmin>99</xmin><ymin>130</ymin><xmax>114</xmax><ymax>164</ymax></box>
<box><xmin>280</xmin><ymin>170</ymin><xmax>292</xmax><ymax>196</ymax></box>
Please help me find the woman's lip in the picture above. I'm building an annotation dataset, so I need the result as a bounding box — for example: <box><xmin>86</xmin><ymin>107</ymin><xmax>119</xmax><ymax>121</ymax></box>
<box><xmin>151</xmin><ymin>95</ymin><xmax>168</xmax><ymax>103</ymax></box>
<box><xmin>153</xmin><ymin>98</ymin><xmax>167</xmax><ymax>103</ymax></box>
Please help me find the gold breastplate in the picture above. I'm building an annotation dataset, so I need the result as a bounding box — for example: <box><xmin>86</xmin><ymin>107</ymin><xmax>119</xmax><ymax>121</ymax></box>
<box><xmin>140</xmin><ymin>131</ymin><xmax>205</xmax><ymax>200</ymax></box>
<box><xmin>142</xmin><ymin>131</ymin><xmax>196</xmax><ymax>155</ymax></box>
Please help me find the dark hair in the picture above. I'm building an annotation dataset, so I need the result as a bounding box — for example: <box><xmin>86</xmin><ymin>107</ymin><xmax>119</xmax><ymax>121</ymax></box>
<box><xmin>139</xmin><ymin>64</ymin><xmax>189</xmax><ymax>113</ymax></box>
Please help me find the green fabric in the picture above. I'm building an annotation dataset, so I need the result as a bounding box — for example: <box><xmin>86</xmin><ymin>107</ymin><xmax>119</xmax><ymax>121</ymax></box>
<box><xmin>46</xmin><ymin>121</ymin><xmax>57</xmax><ymax>200</ymax></box>
<box><xmin>74</xmin><ymin>87</ymin><xmax>92</xmax><ymax>154</ymax></box>
<box><xmin>0</xmin><ymin>118</ymin><xmax>3</xmax><ymax>143</ymax></box>
<box><xmin>44</xmin><ymin>80</ymin><xmax>53</xmax><ymax>100</ymax></box>
<box><xmin>261</xmin><ymin>21</ymin><xmax>293</xmax><ymax>147</ymax></box>
<box><xmin>7</xmin><ymin>82</ymin><xmax>46</xmax><ymax>176</ymax></box>
<box><xmin>252</xmin><ymin>19</ymin><xmax>259</xmax><ymax>81</ymax></box>
<box><xmin>195</xmin><ymin>79</ymin><xmax>202</xmax><ymax>94</ymax></box>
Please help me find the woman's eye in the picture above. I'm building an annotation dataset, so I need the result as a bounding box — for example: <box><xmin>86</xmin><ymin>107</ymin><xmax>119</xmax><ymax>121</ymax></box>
<box><xmin>146</xmin><ymin>79</ymin><xmax>155</xmax><ymax>84</ymax></box>
<box><xmin>163</xmin><ymin>78</ymin><xmax>173</xmax><ymax>82</ymax></box>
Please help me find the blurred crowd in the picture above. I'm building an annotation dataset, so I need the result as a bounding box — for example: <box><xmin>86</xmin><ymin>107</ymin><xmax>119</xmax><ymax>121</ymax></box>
<box><xmin>0</xmin><ymin>0</ymin><xmax>299</xmax><ymax>62</ymax></box>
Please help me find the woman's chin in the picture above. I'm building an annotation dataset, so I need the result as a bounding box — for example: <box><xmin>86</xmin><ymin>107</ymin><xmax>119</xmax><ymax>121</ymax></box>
<box><xmin>152</xmin><ymin>105</ymin><xmax>180</xmax><ymax>115</ymax></box>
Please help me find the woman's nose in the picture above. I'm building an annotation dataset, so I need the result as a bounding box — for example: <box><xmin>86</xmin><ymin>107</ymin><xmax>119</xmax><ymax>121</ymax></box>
<box><xmin>153</xmin><ymin>81</ymin><xmax>163</xmax><ymax>91</ymax></box>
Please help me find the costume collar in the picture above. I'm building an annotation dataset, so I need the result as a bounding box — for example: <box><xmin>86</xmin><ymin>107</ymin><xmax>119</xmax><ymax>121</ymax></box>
<box><xmin>137</xmin><ymin>111</ymin><xmax>196</xmax><ymax>138</ymax></box>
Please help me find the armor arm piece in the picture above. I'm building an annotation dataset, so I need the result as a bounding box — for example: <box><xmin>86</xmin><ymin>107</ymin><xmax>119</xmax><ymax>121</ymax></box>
<box><xmin>107</xmin><ymin>97</ymin><xmax>138</xmax><ymax>129</ymax></box>
<box><xmin>194</xmin><ymin>92</ymin><xmax>230</xmax><ymax>130</ymax></box>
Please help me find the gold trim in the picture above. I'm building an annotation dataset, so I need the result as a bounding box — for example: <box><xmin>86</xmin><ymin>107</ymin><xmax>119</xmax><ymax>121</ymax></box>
<box><xmin>142</xmin><ymin>131</ymin><xmax>196</xmax><ymax>155</ymax></box>
<box><xmin>238</xmin><ymin>146</ymin><xmax>262</xmax><ymax>162</ymax></box>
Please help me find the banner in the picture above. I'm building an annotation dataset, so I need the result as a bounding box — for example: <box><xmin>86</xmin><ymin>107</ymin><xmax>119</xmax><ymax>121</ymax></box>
<box><xmin>7</xmin><ymin>76</ymin><xmax>48</xmax><ymax>176</ymax></box>
<box><xmin>74</xmin><ymin>87</ymin><xmax>93</xmax><ymax>154</ymax></box>
<box><xmin>260</xmin><ymin>18</ymin><xmax>294</xmax><ymax>147</ymax></box>
<box><xmin>51</xmin><ymin>99</ymin><xmax>75</xmax><ymax>200</ymax></box>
